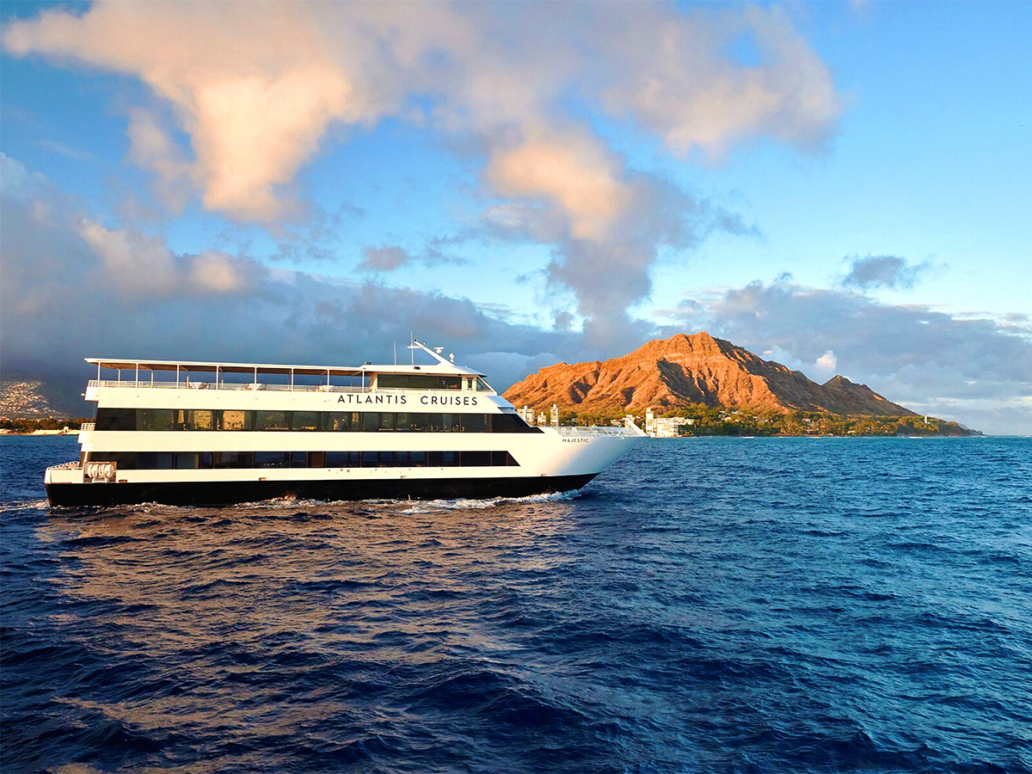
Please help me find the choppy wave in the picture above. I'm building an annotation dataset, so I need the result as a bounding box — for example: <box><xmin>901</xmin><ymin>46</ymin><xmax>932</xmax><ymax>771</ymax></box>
<box><xmin>2</xmin><ymin>435</ymin><xmax>1031</xmax><ymax>773</ymax></box>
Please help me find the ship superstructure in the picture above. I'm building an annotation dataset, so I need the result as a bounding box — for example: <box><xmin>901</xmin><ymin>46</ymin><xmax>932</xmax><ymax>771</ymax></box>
<box><xmin>45</xmin><ymin>342</ymin><xmax>645</xmax><ymax>506</ymax></box>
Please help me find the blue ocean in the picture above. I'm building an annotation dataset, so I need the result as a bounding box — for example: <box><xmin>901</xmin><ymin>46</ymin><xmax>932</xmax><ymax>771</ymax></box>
<box><xmin>2</xmin><ymin>436</ymin><xmax>1030</xmax><ymax>773</ymax></box>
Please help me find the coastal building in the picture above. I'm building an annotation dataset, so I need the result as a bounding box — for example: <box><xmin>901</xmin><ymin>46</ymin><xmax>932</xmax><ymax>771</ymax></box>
<box><xmin>644</xmin><ymin>408</ymin><xmax>695</xmax><ymax>438</ymax></box>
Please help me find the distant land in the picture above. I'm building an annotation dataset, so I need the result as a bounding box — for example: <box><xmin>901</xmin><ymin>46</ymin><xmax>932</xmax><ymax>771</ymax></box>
<box><xmin>504</xmin><ymin>332</ymin><xmax>979</xmax><ymax>436</ymax></box>
<box><xmin>1</xmin><ymin>334</ymin><xmax>979</xmax><ymax>436</ymax></box>
<box><xmin>1</xmin><ymin>373</ymin><xmax>85</xmax><ymax>419</ymax></box>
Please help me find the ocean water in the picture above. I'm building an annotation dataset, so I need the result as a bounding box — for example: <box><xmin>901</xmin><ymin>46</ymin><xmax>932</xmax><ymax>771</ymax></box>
<box><xmin>1</xmin><ymin>436</ymin><xmax>1030</xmax><ymax>774</ymax></box>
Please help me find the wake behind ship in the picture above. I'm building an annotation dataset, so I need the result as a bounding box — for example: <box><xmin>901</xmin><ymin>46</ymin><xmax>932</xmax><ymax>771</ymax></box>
<box><xmin>45</xmin><ymin>341</ymin><xmax>645</xmax><ymax>507</ymax></box>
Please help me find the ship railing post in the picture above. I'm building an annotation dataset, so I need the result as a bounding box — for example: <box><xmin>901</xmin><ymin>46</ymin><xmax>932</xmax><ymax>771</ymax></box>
<box><xmin>216</xmin><ymin>365</ymin><xmax>220</xmax><ymax>390</ymax></box>
<box><xmin>135</xmin><ymin>362</ymin><xmax>139</xmax><ymax>386</ymax></box>
<box><xmin>176</xmin><ymin>364</ymin><xmax>180</xmax><ymax>387</ymax></box>
<box><xmin>290</xmin><ymin>368</ymin><xmax>294</xmax><ymax>392</ymax></box>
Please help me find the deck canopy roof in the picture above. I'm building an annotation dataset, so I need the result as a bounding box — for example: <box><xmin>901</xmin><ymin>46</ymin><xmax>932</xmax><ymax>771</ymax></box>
<box><xmin>85</xmin><ymin>357</ymin><xmax>483</xmax><ymax>377</ymax></box>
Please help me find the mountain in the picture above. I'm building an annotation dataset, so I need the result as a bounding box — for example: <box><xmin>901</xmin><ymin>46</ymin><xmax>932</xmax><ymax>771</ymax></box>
<box><xmin>503</xmin><ymin>332</ymin><xmax>917</xmax><ymax>417</ymax></box>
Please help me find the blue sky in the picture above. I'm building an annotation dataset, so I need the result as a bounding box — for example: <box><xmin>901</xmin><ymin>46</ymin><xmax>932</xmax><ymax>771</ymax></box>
<box><xmin>1</xmin><ymin>1</ymin><xmax>1029</xmax><ymax>432</ymax></box>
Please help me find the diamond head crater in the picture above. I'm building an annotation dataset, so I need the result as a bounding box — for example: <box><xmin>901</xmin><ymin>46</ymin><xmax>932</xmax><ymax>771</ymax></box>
<box><xmin>503</xmin><ymin>332</ymin><xmax>978</xmax><ymax>437</ymax></box>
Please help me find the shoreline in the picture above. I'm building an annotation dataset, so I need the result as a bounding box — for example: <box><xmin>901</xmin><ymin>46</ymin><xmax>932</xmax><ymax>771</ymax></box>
<box><xmin>0</xmin><ymin>431</ymin><xmax>80</xmax><ymax>437</ymax></box>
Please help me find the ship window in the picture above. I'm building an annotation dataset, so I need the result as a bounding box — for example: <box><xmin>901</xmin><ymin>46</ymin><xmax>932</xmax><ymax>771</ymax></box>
<box><xmin>328</xmin><ymin>412</ymin><xmax>354</xmax><ymax>431</ymax></box>
<box><xmin>139</xmin><ymin>452</ymin><xmax>173</xmax><ymax>469</ymax></box>
<box><xmin>214</xmin><ymin>452</ymin><xmax>253</xmax><ymax>468</ymax></box>
<box><xmin>96</xmin><ymin>408</ymin><xmax>136</xmax><ymax>431</ymax></box>
<box><xmin>377</xmin><ymin>413</ymin><xmax>395</xmax><ymax>432</ymax></box>
<box><xmin>462</xmin><ymin>451</ymin><xmax>490</xmax><ymax>467</ymax></box>
<box><xmin>292</xmin><ymin>411</ymin><xmax>322</xmax><ymax>431</ymax></box>
<box><xmin>428</xmin><ymin>413</ymin><xmax>460</xmax><ymax>432</ymax></box>
<box><xmin>175</xmin><ymin>453</ymin><xmax>200</xmax><ymax>470</ymax></box>
<box><xmin>361</xmin><ymin>413</ymin><xmax>379</xmax><ymax>432</ymax></box>
<box><xmin>256</xmin><ymin>451</ymin><xmax>289</xmax><ymax>468</ymax></box>
<box><xmin>88</xmin><ymin>449</ymin><xmax>520</xmax><ymax>469</ymax></box>
<box><xmin>396</xmin><ymin>413</ymin><xmax>429</xmax><ymax>432</ymax></box>
<box><xmin>489</xmin><ymin>413</ymin><xmax>541</xmax><ymax>434</ymax></box>
<box><xmin>475</xmin><ymin>377</ymin><xmax>493</xmax><ymax>392</ymax></box>
<box><xmin>377</xmin><ymin>374</ymin><xmax>462</xmax><ymax>390</ymax></box>
<box><xmin>460</xmin><ymin>414</ymin><xmax>487</xmax><ymax>433</ymax></box>
<box><xmin>255</xmin><ymin>411</ymin><xmax>290</xmax><ymax>431</ymax></box>
<box><xmin>188</xmin><ymin>410</ymin><xmax>216</xmax><ymax>431</ymax></box>
<box><xmin>325</xmin><ymin>451</ymin><xmax>349</xmax><ymax>467</ymax></box>
<box><xmin>139</xmin><ymin>409</ymin><xmax>175</xmax><ymax>431</ymax></box>
<box><xmin>221</xmin><ymin>410</ymin><xmax>252</xmax><ymax>431</ymax></box>
<box><xmin>90</xmin><ymin>451</ymin><xmax>137</xmax><ymax>468</ymax></box>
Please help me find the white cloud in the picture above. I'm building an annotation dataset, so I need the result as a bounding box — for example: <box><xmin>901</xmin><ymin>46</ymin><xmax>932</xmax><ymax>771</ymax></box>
<box><xmin>3</xmin><ymin>3</ymin><xmax>840</xmax><ymax>229</ymax></box>
<box><xmin>79</xmin><ymin>220</ymin><xmax>179</xmax><ymax>296</ymax></box>
<box><xmin>664</xmin><ymin>277</ymin><xmax>1032</xmax><ymax>434</ymax></box>
<box><xmin>815</xmin><ymin>349</ymin><xmax>838</xmax><ymax>374</ymax></box>
<box><xmin>3</xmin><ymin>3</ymin><xmax>841</xmax><ymax>349</ymax></box>
<box><xmin>77</xmin><ymin>220</ymin><xmax>261</xmax><ymax>299</ymax></box>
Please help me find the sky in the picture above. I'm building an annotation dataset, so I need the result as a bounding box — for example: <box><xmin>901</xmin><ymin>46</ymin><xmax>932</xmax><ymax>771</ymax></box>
<box><xmin>1</xmin><ymin>1</ymin><xmax>1029</xmax><ymax>433</ymax></box>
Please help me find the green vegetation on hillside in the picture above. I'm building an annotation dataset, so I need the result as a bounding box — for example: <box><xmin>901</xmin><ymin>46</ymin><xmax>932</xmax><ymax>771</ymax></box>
<box><xmin>560</xmin><ymin>404</ymin><xmax>977</xmax><ymax>436</ymax></box>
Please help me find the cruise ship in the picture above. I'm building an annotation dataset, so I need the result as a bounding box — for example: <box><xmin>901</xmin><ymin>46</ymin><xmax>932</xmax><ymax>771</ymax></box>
<box><xmin>45</xmin><ymin>342</ymin><xmax>645</xmax><ymax>507</ymax></box>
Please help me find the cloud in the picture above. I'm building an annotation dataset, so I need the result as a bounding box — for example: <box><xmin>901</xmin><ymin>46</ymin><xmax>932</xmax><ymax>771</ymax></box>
<box><xmin>841</xmin><ymin>254</ymin><xmax>932</xmax><ymax>290</ymax></box>
<box><xmin>36</xmin><ymin>139</ymin><xmax>93</xmax><ymax>162</ymax></box>
<box><xmin>0</xmin><ymin>161</ymin><xmax>575</xmax><ymax>396</ymax></box>
<box><xmin>357</xmin><ymin>242</ymin><xmax>467</xmax><ymax>273</ymax></box>
<box><xmin>663</xmin><ymin>276</ymin><xmax>1032</xmax><ymax>434</ymax></box>
<box><xmin>485</xmin><ymin>130</ymin><xmax>631</xmax><ymax>242</ymax></box>
<box><xmin>3</xmin><ymin>2</ymin><xmax>840</xmax><ymax>346</ymax></box>
<box><xmin>815</xmin><ymin>349</ymin><xmax>838</xmax><ymax>373</ymax></box>
<box><xmin>78</xmin><ymin>220</ymin><xmax>262</xmax><ymax>298</ymax></box>
<box><xmin>359</xmin><ymin>246</ymin><xmax>411</xmax><ymax>273</ymax></box>
<box><xmin>599</xmin><ymin>5</ymin><xmax>842</xmax><ymax>159</ymax></box>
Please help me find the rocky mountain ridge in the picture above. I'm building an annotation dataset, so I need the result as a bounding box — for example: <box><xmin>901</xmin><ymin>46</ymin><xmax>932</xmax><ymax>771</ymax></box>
<box><xmin>503</xmin><ymin>332</ymin><xmax>917</xmax><ymax>417</ymax></box>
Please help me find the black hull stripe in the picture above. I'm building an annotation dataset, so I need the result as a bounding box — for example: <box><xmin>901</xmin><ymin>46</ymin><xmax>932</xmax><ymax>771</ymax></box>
<box><xmin>45</xmin><ymin>474</ymin><xmax>598</xmax><ymax>507</ymax></box>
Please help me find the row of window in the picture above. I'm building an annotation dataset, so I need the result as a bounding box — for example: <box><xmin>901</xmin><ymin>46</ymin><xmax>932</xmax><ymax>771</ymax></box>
<box><xmin>95</xmin><ymin>409</ymin><xmax>541</xmax><ymax>434</ymax></box>
<box><xmin>88</xmin><ymin>450</ymin><xmax>520</xmax><ymax>470</ymax></box>
<box><xmin>375</xmin><ymin>373</ymin><xmax>494</xmax><ymax>391</ymax></box>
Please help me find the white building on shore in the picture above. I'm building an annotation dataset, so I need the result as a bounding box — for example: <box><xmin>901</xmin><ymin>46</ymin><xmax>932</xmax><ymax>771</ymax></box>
<box><xmin>644</xmin><ymin>408</ymin><xmax>695</xmax><ymax>437</ymax></box>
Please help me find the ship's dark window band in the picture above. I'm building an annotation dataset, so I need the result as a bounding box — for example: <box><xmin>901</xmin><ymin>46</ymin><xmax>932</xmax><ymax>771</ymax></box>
<box><xmin>376</xmin><ymin>374</ymin><xmax>462</xmax><ymax>390</ymax></box>
<box><xmin>88</xmin><ymin>450</ymin><xmax>520</xmax><ymax>470</ymax></box>
<box><xmin>95</xmin><ymin>408</ymin><xmax>540</xmax><ymax>434</ymax></box>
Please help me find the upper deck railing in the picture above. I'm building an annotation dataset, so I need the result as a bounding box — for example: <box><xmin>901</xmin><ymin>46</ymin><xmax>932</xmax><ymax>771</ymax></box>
<box><xmin>88</xmin><ymin>379</ymin><xmax>376</xmax><ymax>393</ymax></box>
